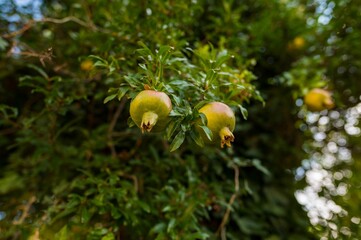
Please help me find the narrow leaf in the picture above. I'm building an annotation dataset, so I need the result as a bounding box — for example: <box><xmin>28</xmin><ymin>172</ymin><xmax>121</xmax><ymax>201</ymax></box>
<box><xmin>138</xmin><ymin>201</ymin><xmax>151</xmax><ymax>213</ymax></box>
<box><xmin>0</xmin><ymin>37</ymin><xmax>9</xmax><ymax>50</ymax></box>
<box><xmin>27</xmin><ymin>64</ymin><xmax>49</xmax><ymax>79</ymax></box>
<box><xmin>167</xmin><ymin>218</ymin><xmax>176</xmax><ymax>232</ymax></box>
<box><xmin>169</xmin><ymin>131</ymin><xmax>185</xmax><ymax>152</ymax></box>
<box><xmin>117</xmin><ymin>87</ymin><xmax>129</xmax><ymax>100</ymax></box>
<box><xmin>252</xmin><ymin>159</ymin><xmax>271</xmax><ymax>176</ymax></box>
<box><xmin>101</xmin><ymin>233</ymin><xmax>115</xmax><ymax>240</ymax></box>
<box><xmin>238</xmin><ymin>105</ymin><xmax>248</xmax><ymax>120</ymax></box>
<box><xmin>215</xmin><ymin>54</ymin><xmax>230</xmax><ymax>68</ymax></box>
<box><xmin>198</xmin><ymin>113</ymin><xmax>208</xmax><ymax>125</ymax></box>
<box><xmin>190</xmin><ymin>129</ymin><xmax>204</xmax><ymax>147</ymax></box>
<box><xmin>80</xmin><ymin>207</ymin><xmax>92</xmax><ymax>223</ymax></box>
<box><xmin>103</xmin><ymin>94</ymin><xmax>117</xmax><ymax>104</ymax></box>
<box><xmin>166</xmin><ymin>118</ymin><xmax>182</xmax><ymax>140</ymax></box>
<box><xmin>150</xmin><ymin>223</ymin><xmax>166</xmax><ymax>234</ymax></box>
<box><xmin>199</xmin><ymin>125</ymin><xmax>213</xmax><ymax>141</ymax></box>
<box><xmin>55</xmin><ymin>225</ymin><xmax>68</xmax><ymax>240</ymax></box>
<box><xmin>127</xmin><ymin>117</ymin><xmax>135</xmax><ymax>127</ymax></box>
<box><xmin>188</xmin><ymin>232</ymin><xmax>209</xmax><ymax>240</ymax></box>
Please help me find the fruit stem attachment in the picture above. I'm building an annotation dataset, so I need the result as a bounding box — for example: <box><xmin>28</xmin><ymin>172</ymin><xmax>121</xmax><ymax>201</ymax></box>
<box><xmin>141</xmin><ymin>111</ymin><xmax>158</xmax><ymax>133</ymax></box>
<box><xmin>324</xmin><ymin>98</ymin><xmax>334</xmax><ymax>109</ymax></box>
<box><xmin>219</xmin><ymin>127</ymin><xmax>235</xmax><ymax>148</ymax></box>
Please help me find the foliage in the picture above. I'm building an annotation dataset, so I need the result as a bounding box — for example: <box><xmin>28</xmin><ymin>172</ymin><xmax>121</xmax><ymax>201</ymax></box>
<box><xmin>0</xmin><ymin>0</ymin><xmax>360</xmax><ymax>239</ymax></box>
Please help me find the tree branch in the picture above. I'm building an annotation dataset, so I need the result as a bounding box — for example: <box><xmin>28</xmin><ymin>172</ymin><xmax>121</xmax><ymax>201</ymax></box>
<box><xmin>2</xmin><ymin>16</ymin><xmax>111</xmax><ymax>39</ymax></box>
<box><xmin>107</xmin><ymin>98</ymin><xmax>127</xmax><ymax>159</ymax></box>
<box><xmin>13</xmin><ymin>196</ymin><xmax>36</xmax><ymax>225</ymax></box>
<box><xmin>216</xmin><ymin>164</ymin><xmax>240</xmax><ymax>238</ymax></box>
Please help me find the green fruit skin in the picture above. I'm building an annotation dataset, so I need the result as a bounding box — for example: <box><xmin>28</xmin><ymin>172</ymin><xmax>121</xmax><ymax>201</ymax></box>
<box><xmin>130</xmin><ymin>90</ymin><xmax>172</xmax><ymax>132</ymax></box>
<box><xmin>198</xmin><ymin>102</ymin><xmax>236</xmax><ymax>147</ymax></box>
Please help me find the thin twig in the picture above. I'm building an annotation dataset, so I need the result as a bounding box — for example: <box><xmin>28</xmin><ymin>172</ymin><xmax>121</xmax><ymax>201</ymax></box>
<box><xmin>107</xmin><ymin>98</ymin><xmax>127</xmax><ymax>158</ymax></box>
<box><xmin>21</xmin><ymin>48</ymin><xmax>54</xmax><ymax>66</ymax></box>
<box><xmin>2</xmin><ymin>16</ymin><xmax>111</xmax><ymax>39</ymax></box>
<box><xmin>42</xmin><ymin>16</ymin><xmax>92</xmax><ymax>28</ymax></box>
<box><xmin>13</xmin><ymin>196</ymin><xmax>36</xmax><ymax>225</ymax></box>
<box><xmin>118</xmin><ymin>172</ymin><xmax>139</xmax><ymax>193</ymax></box>
<box><xmin>216</xmin><ymin>164</ymin><xmax>240</xmax><ymax>238</ymax></box>
<box><xmin>2</xmin><ymin>21</ymin><xmax>34</xmax><ymax>39</ymax></box>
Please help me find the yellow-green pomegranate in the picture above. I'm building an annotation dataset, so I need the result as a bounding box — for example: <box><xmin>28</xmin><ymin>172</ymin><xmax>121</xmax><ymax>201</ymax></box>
<box><xmin>130</xmin><ymin>90</ymin><xmax>172</xmax><ymax>133</ymax></box>
<box><xmin>304</xmin><ymin>88</ymin><xmax>334</xmax><ymax>111</ymax></box>
<box><xmin>198</xmin><ymin>102</ymin><xmax>236</xmax><ymax>148</ymax></box>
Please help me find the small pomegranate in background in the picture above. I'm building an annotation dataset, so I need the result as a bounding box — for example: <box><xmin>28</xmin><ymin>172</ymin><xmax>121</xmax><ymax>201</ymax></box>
<box><xmin>80</xmin><ymin>60</ymin><xmax>94</xmax><ymax>71</ymax></box>
<box><xmin>304</xmin><ymin>88</ymin><xmax>334</xmax><ymax>112</ymax></box>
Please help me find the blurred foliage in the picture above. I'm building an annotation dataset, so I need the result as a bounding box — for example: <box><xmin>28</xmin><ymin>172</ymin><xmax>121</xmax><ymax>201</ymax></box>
<box><xmin>0</xmin><ymin>0</ymin><xmax>360</xmax><ymax>239</ymax></box>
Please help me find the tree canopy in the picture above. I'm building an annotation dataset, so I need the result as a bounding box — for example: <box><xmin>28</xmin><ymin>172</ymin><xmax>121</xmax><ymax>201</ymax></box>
<box><xmin>0</xmin><ymin>0</ymin><xmax>360</xmax><ymax>239</ymax></box>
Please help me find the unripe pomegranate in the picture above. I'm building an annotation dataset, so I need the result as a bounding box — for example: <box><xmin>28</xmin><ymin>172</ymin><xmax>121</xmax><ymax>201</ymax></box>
<box><xmin>287</xmin><ymin>36</ymin><xmax>306</xmax><ymax>52</ymax></box>
<box><xmin>304</xmin><ymin>88</ymin><xmax>334</xmax><ymax>112</ymax></box>
<box><xmin>130</xmin><ymin>90</ymin><xmax>172</xmax><ymax>133</ymax></box>
<box><xmin>80</xmin><ymin>60</ymin><xmax>93</xmax><ymax>71</ymax></box>
<box><xmin>293</xmin><ymin>37</ymin><xmax>305</xmax><ymax>49</ymax></box>
<box><xmin>198</xmin><ymin>102</ymin><xmax>236</xmax><ymax>148</ymax></box>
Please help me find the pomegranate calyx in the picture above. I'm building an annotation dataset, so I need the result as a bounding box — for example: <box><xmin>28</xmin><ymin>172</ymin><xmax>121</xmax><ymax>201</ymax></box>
<box><xmin>141</xmin><ymin>111</ymin><xmax>158</xmax><ymax>133</ymax></box>
<box><xmin>219</xmin><ymin>127</ymin><xmax>234</xmax><ymax>148</ymax></box>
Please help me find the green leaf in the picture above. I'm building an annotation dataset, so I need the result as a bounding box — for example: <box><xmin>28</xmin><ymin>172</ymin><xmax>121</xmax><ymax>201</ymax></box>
<box><xmin>215</xmin><ymin>54</ymin><xmax>230</xmax><ymax>68</ymax></box>
<box><xmin>117</xmin><ymin>86</ymin><xmax>130</xmax><ymax>100</ymax></box>
<box><xmin>162</xmin><ymin>205</ymin><xmax>172</xmax><ymax>212</ymax></box>
<box><xmin>150</xmin><ymin>223</ymin><xmax>166</xmax><ymax>234</ymax></box>
<box><xmin>55</xmin><ymin>225</ymin><xmax>68</xmax><ymax>240</ymax></box>
<box><xmin>234</xmin><ymin>215</ymin><xmax>266</xmax><ymax>235</ymax></box>
<box><xmin>155</xmin><ymin>233</ymin><xmax>167</xmax><ymax>240</ymax></box>
<box><xmin>0</xmin><ymin>37</ymin><xmax>8</xmax><ymax>51</ymax></box>
<box><xmin>124</xmin><ymin>74</ymin><xmax>142</xmax><ymax>88</ymax></box>
<box><xmin>50</xmin><ymin>210</ymin><xmax>75</xmax><ymax>224</ymax></box>
<box><xmin>252</xmin><ymin>159</ymin><xmax>271</xmax><ymax>176</ymax></box>
<box><xmin>169</xmin><ymin>80</ymin><xmax>193</xmax><ymax>87</ymax></box>
<box><xmin>138</xmin><ymin>201</ymin><xmax>151</xmax><ymax>213</ymax></box>
<box><xmin>137</xmin><ymin>41</ymin><xmax>154</xmax><ymax>57</ymax></box>
<box><xmin>127</xmin><ymin>117</ymin><xmax>135</xmax><ymax>127</ymax></box>
<box><xmin>138</xmin><ymin>63</ymin><xmax>148</xmax><ymax>71</ymax></box>
<box><xmin>103</xmin><ymin>94</ymin><xmax>117</xmax><ymax>104</ymax></box>
<box><xmin>101</xmin><ymin>233</ymin><xmax>115</xmax><ymax>240</ymax></box>
<box><xmin>88</xmin><ymin>55</ymin><xmax>107</xmax><ymax>62</ymax></box>
<box><xmin>166</xmin><ymin>118</ymin><xmax>183</xmax><ymax>140</ymax></box>
<box><xmin>244</xmin><ymin>179</ymin><xmax>253</xmax><ymax>195</ymax></box>
<box><xmin>238</xmin><ymin>105</ymin><xmax>248</xmax><ymax>120</ymax></box>
<box><xmin>89</xmin><ymin>55</ymin><xmax>109</xmax><ymax>69</ymax></box>
<box><xmin>194</xmin><ymin>101</ymin><xmax>210</xmax><ymax>110</ymax></box>
<box><xmin>93</xmin><ymin>61</ymin><xmax>108</xmax><ymax>68</ymax></box>
<box><xmin>187</xmin><ymin>232</ymin><xmax>209</xmax><ymax>240</ymax></box>
<box><xmin>167</xmin><ymin>218</ymin><xmax>176</xmax><ymax>232</ymax></box>
<box><xmin>0</xmin><ymin>105</ymin><xmax>18</xmax><ymax>119</ymax></box>
<box><xmin>27</xmin><ymin>64</ymin><xmax>49</xmax><ymax>79</ymax></box>
<box><xmin>199</xmin><ymin>125</ymin><xmax>213</xmax><ymax>141</ymax></box>
<box><xmin>190</xmin><ymin>128</ymin><xmax>204</xmax><ymax>147</ymax></box>
<box><xmin>92</xmin><ymin>228</ymin><xmax>109</xmax><ymax>236</ymax></box>
<box><xmin>198</xmin><ymin>113</ymin><xmax>208</xmax><ymax>125</ymax></box>
<box><xmin>169</xmin><ymin>109</ymin><xmax>184</xmax><ymax>117</ymax></box>
<box><xmin>157</xmin><ymin>45</ymin><xmax>173</xmax><ymax>63</ymax></box>
<box><xmin>0</xmin><ymin>172</ymin><xmax>24</xmax><ymax>194</ymax></box>
<box><xmin>169</xmin><ymin>131</ymin><xmax>185</xmax><ymax>152</ymax></box>
<box><xmin>110</xmin><ymin>205</ymin><xmax>121</xmax><ymax>219</ymax></box>
<box><xmin>80</xmin><ymin>207</ymin><xmax>92</xmax><ymax>223</ymax></box>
